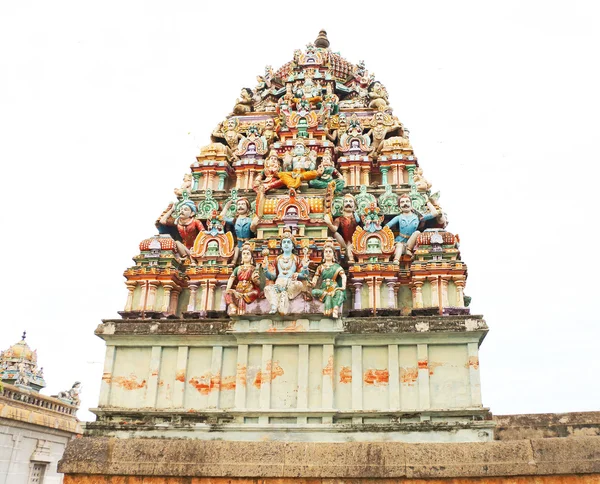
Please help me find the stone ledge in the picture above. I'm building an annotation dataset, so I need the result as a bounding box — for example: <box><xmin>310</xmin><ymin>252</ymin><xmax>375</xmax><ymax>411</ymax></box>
<box><xmin>96</xmin><ymin>315</ymin><xmax>487</xmax><ymax>337</ymax></box>
<box><xmin>58</xmin><ymin>436</ymin><xmax>600</xmax><ymax>478</ymax></box>
<box><xmin>496</xmin><ymin>412</ymin><xmax>600</xmax><ymax>441</ymax></box>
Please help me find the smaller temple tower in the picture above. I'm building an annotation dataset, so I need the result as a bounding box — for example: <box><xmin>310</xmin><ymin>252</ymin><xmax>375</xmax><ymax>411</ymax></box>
<box><xmin>0</xmin><ymin>333</ymin><xmax>82</xmax><ymax>484</ymax></box>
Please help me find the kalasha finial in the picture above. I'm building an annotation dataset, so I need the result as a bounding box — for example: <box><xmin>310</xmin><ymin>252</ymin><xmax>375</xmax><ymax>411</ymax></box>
<box><xmin>21</xmin><ymin>331</ymin><xmax>26</xmax><ymax>341</ymax></box>
<box><xmin>315</xmin><ymin>30</ymin><xmax>329</xmax><ymax>49</ymax></box>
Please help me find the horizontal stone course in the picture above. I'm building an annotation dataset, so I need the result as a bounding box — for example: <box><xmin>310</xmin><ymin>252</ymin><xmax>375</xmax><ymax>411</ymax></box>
<box><xmin>59</xmin><ymin>436</ymin><xmax>600</xmax><ymax>479</ymax></box>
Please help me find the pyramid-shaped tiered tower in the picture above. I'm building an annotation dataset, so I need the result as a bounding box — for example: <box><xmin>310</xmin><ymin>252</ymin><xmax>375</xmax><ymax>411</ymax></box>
<box><xmin>83</xmin><ymin>31</ymin><xmax>491</xmax><ymax>446</ymax></box>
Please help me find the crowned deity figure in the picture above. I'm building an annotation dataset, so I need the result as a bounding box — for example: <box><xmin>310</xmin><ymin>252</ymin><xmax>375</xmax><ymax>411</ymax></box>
<box><xmin>308</xmin><ymin>149</ymin><xmax>345</xmax><ymax>194</ymax></box>
<box><xmin>311</xmin><ymin>241</ymin><xmax>347</xmax><ymax>318</ymax></box>
<box><xmin>158</xmin><ymin>200</ymin><xmax>206</xmax><ymax>262</ymax></box>
<box><xmin>278</xmin><ymin>140</ymin><xmax>322</xmax><ymax>190</ymax></box>
<box><xmin>224</xmin><ymin>243</ymin><xmax>262</xmax><ymax>315</ymax></box>
<box><xmin>212</xmin><ymin>118</ymin><xmax>243</xmax><ymax>160</ymax></box>
<box><xmin>324</xmin><ymin>194</ymin><xmax>361</xmax><ymax>262</ymax></box>
<box><xmin>254</xmin><ymin>151</ymin><xmax>285</xmax><ymax>194</ymax></box>
<box><xmin>221</xmin><ymin>197</ymin><xmax>258</xmax><ymax>265</ymax></box>
<box><xmin>263</xmin><ymin>230</ymin><xmax>311</xmax><ymax>315</ymax></box>
<box><xmin>385</xmin><ymin>193</ymin><xmax>439</xmax><ymax>262</ymax></box>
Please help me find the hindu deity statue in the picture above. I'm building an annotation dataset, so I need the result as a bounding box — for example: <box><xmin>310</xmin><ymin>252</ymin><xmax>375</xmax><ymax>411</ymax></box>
<box><xmin>365</xmin><ymin>110</ymin><xmax>399</xmax><ymax>155</ymax></box>
<box><xmin>221</xmin><ymin>197</ymin><xmax>258</xmax><ymax>264</ymax></box>
<box><xmin>385</xmin><ymin>193</ymin><xmax>439</xmax><ymax>262</ymax></box>
<box><xmin>278</xmin><ymin>140</ymin><xmax>321</xmax><ymax>190</ymax></box>
<box><xmin>324</xmin><ymin>194</ymin><xmax>361</xmax><ymax>262</ymax></box>
<box><xmin>174</xmin><ymin>173</ymin><xmax>193</xmax><ymax>197</ymax></box>
<box><xmin>310</xmin><ymin>241</ymin><xmax>347</xmax><ymax>318</ymax></box>
<box><xmin>254</xmin><ymin>151</ymin><xmax>285</xmax><ymax>194</ymax></box>
<box><xmin>261</xmin><ymin>118</ymin><xmax>279</xmax><ymax>147</ymax></box>
<box><xmin>361</xmin><ymin>203</ymin><xmax>384</xmax><ymax>233</ymax></box>
<box><xmin>308</xmin><ymin>149</ymin><xmax>344</xmax><ymax>194</ymax></box>
<box><xmin>263</xmin><ymin>231</ymin><xmax>311</xmax><ymax>315</ymax></box>
<box><xmin>158</xmin><ymin>200</ymin><xmax>206</xmax><ymax>263</ymax></box>
<box><xmin>212</xmin><ymin>118</ymin><xmax>243</xmax><ymax>160</ymax></box>
<box><xmin>233</xmin><ymin>87</ymin><xmax>254</xmax><ymax>115</ymax></box>
<box><xmin>367</xmin><ymin>81</ymin><xmax>389</xmax><ymax>109</ymax></box>
<box><xmin>224</xmin><ymin>243</ymin><xmax>261</xmax><ymax>315</ymax></box>
<box><xmin>413</xmin><ymin>166</ymin><xmax>432</xmax><ymax>192</ymax></box>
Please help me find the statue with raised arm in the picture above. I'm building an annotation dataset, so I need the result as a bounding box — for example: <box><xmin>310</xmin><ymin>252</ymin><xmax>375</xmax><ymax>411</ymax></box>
<box><xmin>311</xmin><ymin>240</ymin><xmax>347</xmax><ymax>318</ymax></box>
<box><xmin>224</xmin><ymin>243</ymin><xmax>261</xmax><ymax>315</ymax></box>
<box><xmin>323</xmin><ymin>194</ymin><xmax>361</xmax><ymax>262</ymax></box>
<box><xmin>233</xmin><ymin>87</ymin><xmax>254</xmax><ymax>115</ymax></box>
<box><xmin>386</xmin><ymin>193</ymin><xmax>439</xmax><ymax>262</ymax></box>
<box><xmin>262</xmin><ymin>230</ymin><xmax>311</xmax><ymax>315</ymax></box>
<box><xmin>221</xmin><ymin>197</ymin><xmax>258</xmax><ymax>265</ymax></box>
<box><xmin>158</xmin><ymin>200</ymin><xmax>206</xmax><ymax>263</ymax></box>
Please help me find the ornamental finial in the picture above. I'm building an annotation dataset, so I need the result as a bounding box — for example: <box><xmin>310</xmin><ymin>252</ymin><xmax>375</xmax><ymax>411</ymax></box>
<box><xmin>315</xmin><ymin>30</ymin><xmax>329</xmax><ymax>49</ymax></box>
<box><xmin>21</xmin><ymin>331</ymin><xmax>26</xmax><ymax>341</ymax></box>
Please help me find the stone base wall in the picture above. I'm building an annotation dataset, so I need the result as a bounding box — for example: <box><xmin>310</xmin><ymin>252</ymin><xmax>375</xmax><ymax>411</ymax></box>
<box><xmin>63</xmin><ymin>477</ymin><xmax>600</xmax><ymax>484</ymax></box>
<box><xmin>59</xmin><ymin>436</ymin><xmax>600</xmax><ymax>481</ymax></box>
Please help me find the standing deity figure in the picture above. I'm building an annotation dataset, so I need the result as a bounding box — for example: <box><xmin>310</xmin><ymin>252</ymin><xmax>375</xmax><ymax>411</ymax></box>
<box><xmin>385</xmin><ymin>193</ymin><xmax>439</xmax><ymax>262</ymax></box>
<box><xmin>309</xmin><ymin>149</ymin><xmax>344</xmax><ymax>194</ymax></box>
<box><xmin>311</xmin><ymin>241</ymin><xmax>347</xmax><ymax>318</ymax></box>
<box><xmin>263</xmin><ymin>231</ymin><xmax>310</xmax><ymax>315</ymax></box>
<box><xmin>323</xmin><ymin>194</ymin><xmax>361</xmax><ymax>262</ymax></box>
<box><xmin>278</xmin><ymin>141</ymin><xmax>322</xmax><ymax>190</ymax></box>
<box><xmin>365</xmin><ymin>111</ymin><xmax>399</xmax><ymax>154</ymax></box>
<box><xmin>233</xmin><ymin>87</ymin><xmax>254</xmax><ymax>115</ymax></box>
<box><xmin>368</xmin><ymin>81</ymin><xmax>389</xmax><ymax>109</ymax></box>
<box><xmin>224</xmin><ymin>243</ymin><xmax>261</xmax><ymax>315</ymax></box>
<box><xmin>159</xmin><ymin>201</ymin><xmax>206</xmax><ymax>263</ymax></box>
<box><xmin>221</xmin><ymin>197</ymin><xmax>258</xmax><ymax>264</ymax></box>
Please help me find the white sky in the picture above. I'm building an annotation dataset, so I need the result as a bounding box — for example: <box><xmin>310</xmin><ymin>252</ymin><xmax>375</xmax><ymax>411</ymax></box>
<box><xmin>1</xmin><ymin>1</ymin><xmax>599</xmax><ymax>422</ymax></box>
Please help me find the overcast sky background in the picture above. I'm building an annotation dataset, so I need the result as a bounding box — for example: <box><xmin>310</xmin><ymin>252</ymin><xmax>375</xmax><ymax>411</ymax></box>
<box><xmin>1</xmin><ymin>1</ymin><xmax>599</xmax><ymax>422</ymax></box>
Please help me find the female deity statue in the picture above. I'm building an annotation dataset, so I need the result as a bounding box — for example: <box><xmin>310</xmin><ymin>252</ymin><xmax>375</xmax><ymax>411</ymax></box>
<box><xmin>311</xmin><ymin>241</ymin><xmax>347</xmax><ymax>318</ymax></box>
<box><xmin>263</xmin><ymin>231</ymin><xmax>310</xmax><ymax>315</ymax></box>
<box><xmin>308</xmin><ymin>149</ymin><xmax>344</xmax><ymax>194</ymax></box>
<box><xmin>224</xmin><ymin>244</ymin><xmax>261</xmax><ymax>315</ymax></box>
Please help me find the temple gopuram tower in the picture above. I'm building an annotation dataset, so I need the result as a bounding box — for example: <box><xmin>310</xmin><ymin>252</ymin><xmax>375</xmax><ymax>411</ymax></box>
<box><xmin>59</xmin><ymin>32</ymin><xmax>600</xmax><ymax>483</ymax></box>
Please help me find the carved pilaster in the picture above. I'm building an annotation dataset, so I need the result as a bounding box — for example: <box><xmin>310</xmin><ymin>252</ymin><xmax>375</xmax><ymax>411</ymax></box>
<box><xmin>353</xmin><ymin>282</ymin><xmax>363</xmax><ymax>310</ymax></box>
<box><xmin>124</xmin><ymin>281</ymin><xmax>137</xmax><ymax>311</ymax></box>
<box><xmin>187</xmin><ymin>283</ymin><xmax>199</xmax><ymax>312</ymax></box>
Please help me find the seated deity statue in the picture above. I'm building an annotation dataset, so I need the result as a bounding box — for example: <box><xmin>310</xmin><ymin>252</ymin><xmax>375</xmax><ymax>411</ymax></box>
<box><xmin>308</xmin><ymin>149</ymin><xmax>344</xmax><ymax>194</ymax></box>
<box><xmin>158</xmin><ymin>200</ymin><xmax>205</xmax><ymax>263</ymax></box>
<box><xmin>224</xmin><ymin>244</ymin><xmax>262</xmax><ymax>316</ymax></box>
<box><xmin>263</xmin><ymin>231</ymin><xmax>311</xmax><ymax>315</ymax></box>
<box><xmin>310</xmin><ymin>241</ymin><xmax>347</xmax><ymax>319</ymax></box>
<box><xmin>233</xmin><ymin>88</ymin><xmax>254</xmax><ymax>115</ymax></box>
<box><xmin>278</xmin><ymin>141</ymin><xmax>322</xmax><ymax>190</ymax></box>
<box><xmin>367</xmin><ymin>81</ymin><xmax>389</xmax><ymax>109</ymax></box>
<box><xmin>385</xmin><ymin>194</ymin><xmax>438</xmax><ymax>262</ymax></box>
<box><xmin>174</xmin><ymin>173</ymin><xmax>193</xmax><ymax>197</ymax></box>
<box><xmin>253</xmin><ymin>151</ymin><xmax>285</xmax><ymax>193</ymax></box>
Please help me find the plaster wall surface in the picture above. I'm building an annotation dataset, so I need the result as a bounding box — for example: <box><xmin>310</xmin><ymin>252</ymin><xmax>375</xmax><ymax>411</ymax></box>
<box><xmin>1</xmin><ymin>419</ymin><xmax>75</xmax><ymax>484</ymax></box>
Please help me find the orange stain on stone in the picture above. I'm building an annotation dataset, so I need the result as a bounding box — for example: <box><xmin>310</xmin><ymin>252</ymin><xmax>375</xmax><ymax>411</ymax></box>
<box><xmin>428</xmin><ymin>361</ymin><xmax>443</xmax><ymax>376</ymax></box>
<box><xmin>417</xmin><ymin>359</ymin><xmax>428</xmax><ymax>369</ymax></box>
<box><xmin>237</xmin><ymin>364</ymin><xmax>247</xmax><ymax>386</ymax></box>
<box><xmin>339</xmin><ymin>366</ymin><xmax>352</xmax><ymax>383</ymax></box>
<box><xmin>221</xmin><ymin>375</ymin><xmax>236</xmax><ymax>391</ymax></box>
<box><xmin>112</xmin><ymin>375</ymin><xmax>147</xmax><ymax>390</ymax></box>
<box><xmin>188</xmin><ymin>372</ymin><xmax>220</xmax><ymax>395</ymax></box>
<box><xmin>400</xmin><ymin>367</ymin><xmax>418</xmax><ymax>385</ymax></box>
<box><xmin>322</xmin><ymin>355</ymin><xmax>334</xmax><ymax>378</ymax></box>
<box><xmin>466</xmin><ymin>356</ymin><xmax>480</xmax><ymax>370</ymax></box>
<box><xmin>254</xmin><ymin>360</ymin><xmax>284</xmax><ymax>389</ymax></box>
<box><xmin>175</xmin><ymin>370</ymin><xmax>186</xmax><ymax>382</ymax></box>
<box><xmin>363</xmin><ymin>369</ymin><xmax>389</xmax><ymax>386</ymax></box>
